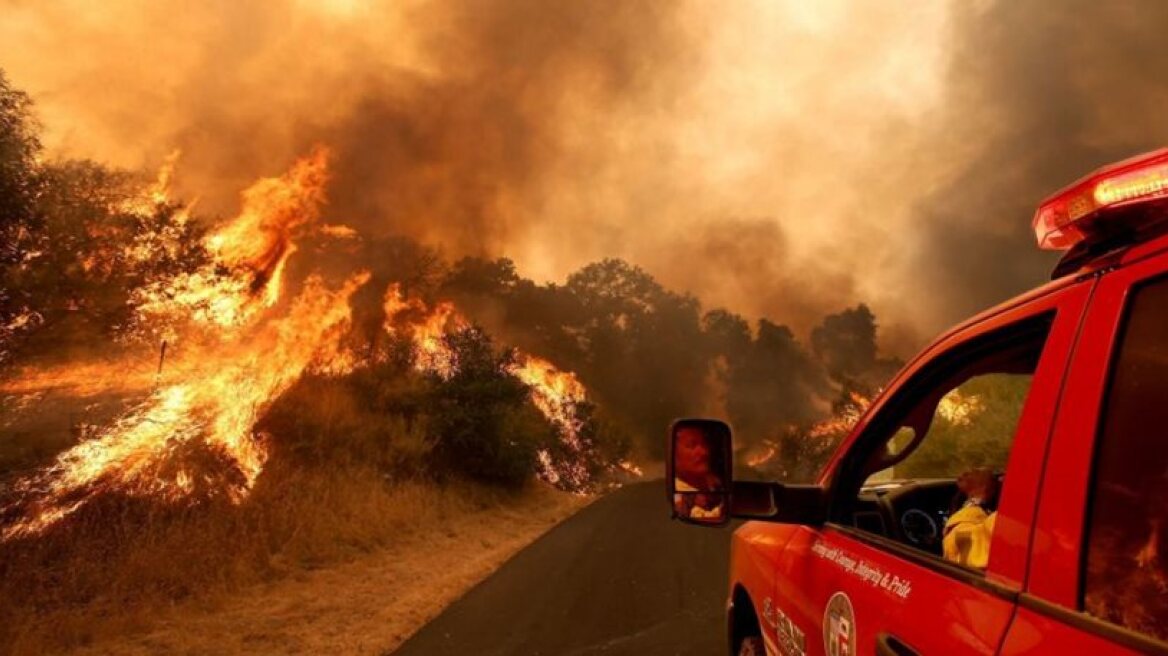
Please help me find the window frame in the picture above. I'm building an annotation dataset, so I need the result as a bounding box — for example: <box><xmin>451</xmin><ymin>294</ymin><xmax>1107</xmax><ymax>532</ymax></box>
<box><xmin>862</xmin><ymin>370</ymin><xmax>1037</xmax><ymax>485</ymax></box>
<box><xmin>820</xmin><ymin>278</ymin><xmax>1092</xmax><ymax>591</ymax></box>
<box><xmin>827</xmin><ymin>315</ymin><xmax>1050</xmax><ymax>573</ymax></box>
<box><xmin>1025</xmin><ymin>246</ymin><xmax>1168</xmax><ymax>654</ymax></box>
<box><xmin>1077</xmin><ymin>270</ymin><xmax>1168</xmax><ymax>647</ymax></box>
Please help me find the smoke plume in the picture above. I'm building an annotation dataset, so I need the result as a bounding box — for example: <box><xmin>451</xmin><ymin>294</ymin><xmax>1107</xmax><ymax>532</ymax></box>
<box><xmin>3</xmin><ymin>1</ymin><xmax>1167</xmax><ymax>354</ymax></box>
<box><xmin>904</xmin><ymin>1</ymin><xmax>1168</xmax><ymax>329</ymax></box>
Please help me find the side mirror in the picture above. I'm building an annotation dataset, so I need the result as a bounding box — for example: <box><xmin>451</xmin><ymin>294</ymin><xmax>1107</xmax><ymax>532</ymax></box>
<box><xmin>667</xmin><ymin>418</ymin><xmax>830</xmax><ymax>527</ymax></box>
<box><xmin>668</xmin><ymin>418</ymin><xmax>732</xmax><ymax>526</ymax></box>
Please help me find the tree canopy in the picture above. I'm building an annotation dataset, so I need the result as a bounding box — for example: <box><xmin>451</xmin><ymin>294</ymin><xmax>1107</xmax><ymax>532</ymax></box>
<box><xmin>0</xmin><ymin>69</ymin><xmax>902</xmax><ymax>478</ymax></box>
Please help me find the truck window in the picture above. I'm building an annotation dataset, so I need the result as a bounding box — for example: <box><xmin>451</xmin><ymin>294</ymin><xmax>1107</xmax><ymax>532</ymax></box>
<box><xmin>1083</xmin><ymin>276</ymin><xmax>1168</xmax><ymax>644</ymax></box>
<box><xmin>840</xmin><ymin>316</ymin><xmax>1051</xmax><ymax>568</ymax></box>
<box><xmin>871</xmin><ymin>373</ymin><xmax>1031</xmax><ymax>481</ymax></box>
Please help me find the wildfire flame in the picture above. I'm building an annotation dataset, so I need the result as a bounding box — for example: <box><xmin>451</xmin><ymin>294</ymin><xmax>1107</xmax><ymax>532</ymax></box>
<box><xmin>117</xmin><ymin>148</ymin><xmax>183</xmax><ymax>218</ymax></box>
<box><xmin>383</xmin><ymin>285</ymin><xmax>463</xmax><ymax>378</ymax></box>
<box><xmin>506</xmin><ymin>353</ymin><xmax>590</xmax><ymax>487</ymax></box>
<box><xmin>131</xmin><ymin>147</ymin><xmax>330</xmax><ymax>335</ymax></box>
<box><xmin>0</xmin><ymin>359</ymin><xmax>159</xmax><ymax>403</ymax></box>
<box><xmin>2</xmin><ymin>145</ymin><xmax>615</xmax><ymax>540</ymax></box>
<box><xmin>807</xmin><ymin>391</ymin><xmax>872</xmax><ymax>441</ymax></box>
<box><xmin>743</xmin><ymin>391</ymin><xmax>873</xmax><ymax>472</ymax></box>
<box><xmin>741</xmin><ymin>388</ymin><xmax>984</xmax><ymax>478</ymax></box>
<box><xmin>381</xmin><ymin>284</ymin><xmax>606</xmax><ymax>489</ymax></box>
<box><xmin>746</xmin><ymin>444</ymin><xmax>777</xmax><ymax>468</ymax></box>
<box><xmin>2</xmin><ymin>149</ymin><xmax>367</xmax><ymax>540</ymax></box>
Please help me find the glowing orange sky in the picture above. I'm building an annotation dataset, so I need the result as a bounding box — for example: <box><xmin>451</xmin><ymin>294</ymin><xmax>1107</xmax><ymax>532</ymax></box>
<box><xmin>7</xmin><ymin>1</ymin><xmax>1163</xmax><ymax>353</ymax></box>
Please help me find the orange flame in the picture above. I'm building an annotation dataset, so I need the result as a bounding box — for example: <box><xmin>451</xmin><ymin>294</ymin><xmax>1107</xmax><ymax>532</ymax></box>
<box><xmin>0</xmin><ymin>359</ymin><xmax>158</xmax><ymax>399</ymax></box>
<box><xmin>381</xmin><ymin>285</ymin><xmax>600</xmax><ymax>488</ymax></box>
<box><xmin>131</xmin><ymin>147</ymin><xmax>330</xmax><ymax>336</ymax></box>
<box><xmin>505</xmin><ymin>354</ymin><xmax>591</xmax><ymax>487</ymax></box>
<box><xmin>3</xmin><ymin>273</ymin><xmax>368</xmax><ymax>540</ymax></box>
<box><xmin>807</xmin><ymin>391</ymin><xmax>872</xmax><ymax>441</ymax></box>
<box><xmin>117</xmin><ymin>148</ymin><xmax>183</xmax><ymax>218</ymax></box>
<box><xmin>2</xmin><ymin>144</ymin><xmax>611</xmax><ymax>539</ymax></box>
<box><xmin>2</xmin><ymin>149</ymin><xmax>366</xmax><ymax>540</ymax></box>
<box><xmin>382</xmin><ymin>284</ymin><xmax>463</xmax><ymax>378</ymax></box>
<box><xmin>746</xmin><ymin>444</ymin><xmax>777</xmax><ymax>468</ymax></box>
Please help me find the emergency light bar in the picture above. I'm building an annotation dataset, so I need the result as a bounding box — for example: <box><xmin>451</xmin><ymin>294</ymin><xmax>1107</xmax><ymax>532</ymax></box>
<box><xmin>1033</xmin><ymin>147</ymin><xmax>1168</xmax><ymax>251</ymax></box>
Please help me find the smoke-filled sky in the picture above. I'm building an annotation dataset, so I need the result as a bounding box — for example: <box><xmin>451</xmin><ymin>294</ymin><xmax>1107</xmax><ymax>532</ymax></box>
<box><xmin>3</xmin><ymin>0</ymin><xmax>1167</xmax><ymax>354</ymax></box>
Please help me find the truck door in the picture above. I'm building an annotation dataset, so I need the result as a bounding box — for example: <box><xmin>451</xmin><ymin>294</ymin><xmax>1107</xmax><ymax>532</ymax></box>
<box><xmin>1001</xmin><ymin>252</ymin><xmax>1168</xmax><ymax>655</ymax></box>
<box><xmin>771</xmin><ymin>281</ymin><xmax>1090</xmax><ymax>656</ymax></box>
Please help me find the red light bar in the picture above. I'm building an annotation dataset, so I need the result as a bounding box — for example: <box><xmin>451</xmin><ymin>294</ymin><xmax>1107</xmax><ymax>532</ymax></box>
<box><xmin>1033</xmin><ymin>148</ymin><xmax>1168</xmax><ymax>250</ymax></box>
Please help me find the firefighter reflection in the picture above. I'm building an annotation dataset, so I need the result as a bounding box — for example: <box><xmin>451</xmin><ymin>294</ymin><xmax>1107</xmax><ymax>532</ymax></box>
<box><xmin>673</xmin><ymin>425</ymin><xmax>725</xmax><ymax>519</ymax></box>
<box><xmin>943</xmin><ymin>468</ymin><xmax>999</xmax><ymax>569</ymax></box>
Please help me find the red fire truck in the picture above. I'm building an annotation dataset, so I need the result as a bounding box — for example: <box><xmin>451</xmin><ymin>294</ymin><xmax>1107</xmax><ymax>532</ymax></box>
<box><xmin>669</xmin><ymin>148</ymin><xmax>1168</xmax><ymax>656</ymax></box>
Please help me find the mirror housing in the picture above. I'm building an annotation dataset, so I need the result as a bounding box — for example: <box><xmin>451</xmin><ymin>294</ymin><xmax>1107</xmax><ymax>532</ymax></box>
<box><xmin>730</xmin><ymin>481</ymin><xmax>828</xmax><ymax>525</ymax></box>
<box><xmin>667</xmin><ymin>418</ymin><xmax>829</xmax><ymax>527</ymax></box>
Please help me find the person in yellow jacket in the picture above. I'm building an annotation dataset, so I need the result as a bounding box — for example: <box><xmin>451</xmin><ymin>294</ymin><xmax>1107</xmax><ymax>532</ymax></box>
<box><xmin>943</xmin><ymin>468</ymin><xmax>999</xmax><ymax>569</ymax></box>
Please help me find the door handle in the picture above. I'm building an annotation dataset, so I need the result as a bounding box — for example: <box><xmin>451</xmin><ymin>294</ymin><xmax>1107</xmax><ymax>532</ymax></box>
<box><xmin>876</xmin><ymin>632</ymin><xmax>920</xmax><ymax>656</ymax></box>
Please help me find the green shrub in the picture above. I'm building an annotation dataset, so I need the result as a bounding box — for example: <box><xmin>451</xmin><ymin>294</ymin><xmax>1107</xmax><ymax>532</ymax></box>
<box><xmin>424</xmin><ymin>327</ymin><xmax>552</xmax><ymax>488</ymax></box>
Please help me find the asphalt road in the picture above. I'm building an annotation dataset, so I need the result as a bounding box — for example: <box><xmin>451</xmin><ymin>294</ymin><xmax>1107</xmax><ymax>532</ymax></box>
<box><xmin>393</xmin><ymin>481</ymin><xmax>735</xmax><ymax>656</ymax></box>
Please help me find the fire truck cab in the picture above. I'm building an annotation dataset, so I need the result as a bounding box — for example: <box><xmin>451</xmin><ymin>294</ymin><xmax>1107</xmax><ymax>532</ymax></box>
<box><xmin>668</xmin><ymin>149</ymin><xmax>1168</xmax><ymax>656</ymax></box>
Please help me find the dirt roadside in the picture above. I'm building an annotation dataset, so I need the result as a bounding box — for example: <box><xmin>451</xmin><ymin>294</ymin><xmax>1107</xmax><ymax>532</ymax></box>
<box><xmin>67</xmin><ymin>485</ymin><xmax>591</xmax><ymax>656</ymax></box>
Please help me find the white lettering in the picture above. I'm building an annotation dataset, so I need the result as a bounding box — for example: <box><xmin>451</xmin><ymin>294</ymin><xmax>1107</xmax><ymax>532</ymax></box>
<box><xmin>810</xmin><ymin>539</ymin><xmax>914</xmax><ymax>600</ymax></box>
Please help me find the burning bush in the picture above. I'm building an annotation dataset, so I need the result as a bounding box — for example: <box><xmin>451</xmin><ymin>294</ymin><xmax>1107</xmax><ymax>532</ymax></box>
<box><xmin>0</xmin><ymin>66</ymin><xmax>909</xmax><ymax>651</ymax></box>
<box><xmin>0</xmin><ymin>121</ymin><xmax>628</xmax><ymax>547</ymax></box>
<box><xmin>0</xmin><ymin>71</ymin><xmax>207</xmax><ymax>364</ymax></box>
<box><xmin>260</xmin><ymin>325</ymin><xmax>628</xmax><ymax>493</ymax></box>
<box><xmin>423</xmin><ymin>327</ymin><xmax>551</xmax><ymax>487</ymax></box>
<box><xmin>738</xmin><ymin>387</ymin><xmax>872</xmax><ymax>484</ymax></box>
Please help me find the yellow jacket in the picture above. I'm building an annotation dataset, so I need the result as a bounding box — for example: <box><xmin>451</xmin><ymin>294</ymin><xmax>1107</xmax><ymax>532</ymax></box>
<box><xmin>943</xmin><ymin>504</ymin><xmax>996</xmax><ymax>569</ymax></box>
<box><xmin>674</xmin><ymin>478</ymin><xmax>723</xmax><ymax>519</ymax></box>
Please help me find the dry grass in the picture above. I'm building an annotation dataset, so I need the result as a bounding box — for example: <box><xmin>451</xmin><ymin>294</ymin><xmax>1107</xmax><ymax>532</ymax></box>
<box><xmin>0</xmin><ymin>464</ymin><xmax>588</xmax><ymax>655</ymax></box>
<box><xmin>70</xmin><ymin>482</ymin><xmax>586</xmax><ymax>655</ymax></box>
<box><xmin>0</xmin><ymin>363</ymin><xmax>597</xmax><ymax>654</ymax></box>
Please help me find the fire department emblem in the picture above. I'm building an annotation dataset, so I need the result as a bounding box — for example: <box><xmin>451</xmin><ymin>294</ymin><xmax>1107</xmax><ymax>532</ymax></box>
<box><xmin>822</xmin><ymin>592</ymin><xmax>855</xmax><ymax>656</ymax></box>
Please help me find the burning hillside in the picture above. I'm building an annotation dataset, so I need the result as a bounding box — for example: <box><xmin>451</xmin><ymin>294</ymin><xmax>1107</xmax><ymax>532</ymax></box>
<box><xmin>738</xmin><ymin>390</ymin><xmax>873</xmax><ymax>481</ymax></box>
<box><xmin>0</xmin><ymin>74</ymin><xmax>906</xmax><ymax>656</ymax></box>
<box><xmin>380</xmin><ymin>283</ymin><xmax>604</xmax><ymax>488</ymax></box>
<box><xmin>0</xmin><ymin>148</ymin><xmax>617</xmax><ymax>542</ymax></box>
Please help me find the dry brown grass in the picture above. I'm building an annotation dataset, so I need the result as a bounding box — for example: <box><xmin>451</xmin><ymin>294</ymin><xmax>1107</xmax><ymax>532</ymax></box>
<box><xmin>0</xmin><ymin>463</ymin><xmax>588</xmax><ymax>655</ymax></box>
<box><xmin>71</xmin><ymin>482</ymin><xmax>586</xmax><ymax>655</ymax></box>
<box><xmin>0</xmin><ymin>362</ymin><xmax>599</xmax><ymax>654</ymax></box>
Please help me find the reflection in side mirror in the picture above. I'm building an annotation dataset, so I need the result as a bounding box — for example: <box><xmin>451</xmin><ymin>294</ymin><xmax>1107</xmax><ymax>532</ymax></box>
<box><xmin>672</xmin><ymin>491</ymin><xmax>728</xmax><ymax>525</ymax></box>
<box><xmin>668</xmin><ymin>418</ymin><xmax>732</xmax><ymax>526</ymax></box>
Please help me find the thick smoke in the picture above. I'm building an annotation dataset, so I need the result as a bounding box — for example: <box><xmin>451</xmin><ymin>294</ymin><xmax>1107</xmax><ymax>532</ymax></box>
<box><xmin>904</xmin><ymin>1</ymin><xmax>1168</xmax><ymax>329</ymax></box>
<box><xmin>0</xmin><ymin>0</ymin><xmax>695</xmax><ymax>252</ymax></box>
<box><xmin>5</xmin><ymin>1</ymin><xmax>1168</xmax><ymax>356</ymax></box>
<box><xmin>0</xmin><ymin>1</ymin><xmax>947</xmax><ymax>350</ymax></box>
